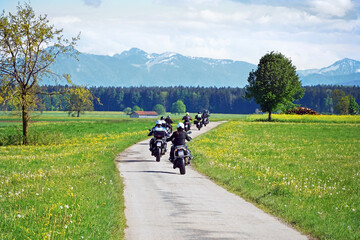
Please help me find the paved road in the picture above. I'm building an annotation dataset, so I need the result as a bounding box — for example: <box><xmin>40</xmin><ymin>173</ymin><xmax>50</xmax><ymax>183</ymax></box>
<box><xmin>116</xmin><ymin>122</ymin><xmax>308</xmax><ymax>240</ymax></box>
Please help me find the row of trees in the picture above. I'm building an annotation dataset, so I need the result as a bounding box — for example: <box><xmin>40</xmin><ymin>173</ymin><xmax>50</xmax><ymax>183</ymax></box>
<box><xmin>7</xmin><ymin>84</ymin><xmax>358</xmax><ymax>116</ymax></box>
<box><xmin>122</xmin><ymin>100</ymin><xmax>186</xmax><ymax>115</ymax></box>
<box><xmin>331</xmin><ymin>89</ymin><xmax>359</xmax><ymax>115</ymax></box>
<box><xmin>296</xmin><ymin>86</ymin><xmax>360</xmax><ymax>114</ymax></box>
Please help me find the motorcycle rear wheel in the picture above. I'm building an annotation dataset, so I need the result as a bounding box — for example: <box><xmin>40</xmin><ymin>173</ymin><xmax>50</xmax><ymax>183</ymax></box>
<box><xmin>179</xmin><ymin>158</ymin><xmax>186</xmax><ymax>175</ymax></box>
<box><xmin>156</xmin><ymin>148</ymin><xmax>161</xmax><ymax>162</ymax></box>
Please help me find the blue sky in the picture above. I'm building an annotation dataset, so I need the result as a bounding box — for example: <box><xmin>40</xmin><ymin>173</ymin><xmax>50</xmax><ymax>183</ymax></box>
<box><xmin>1</xmin><ymin>0</ymin><xmax>359</xmax><ymax>69</ymax></box>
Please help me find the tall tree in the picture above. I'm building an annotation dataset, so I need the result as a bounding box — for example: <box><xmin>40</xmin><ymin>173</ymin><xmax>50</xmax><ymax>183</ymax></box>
<box><xmin>348</xmin><ymin>95</ymin><xmax>359</xmax><ymax>115</ymax></box>
<box><xmin>245</xmin><ymin>52</ymin><xmax>304</xmax><ymax>121</ymax></box>
<box><xmin>66</xmin><ymin>87</ymin><xmax>97</xmax><ymax>117</ymax></box>
<box><xmin>332</xmin><ymin>89</ymin><xmax>346</xmax><ymax>114</ymax></box>
<box><xmin>0</xmin><ymin>2</ymin><xmax>79</xmax><ymax>144</ymax></box>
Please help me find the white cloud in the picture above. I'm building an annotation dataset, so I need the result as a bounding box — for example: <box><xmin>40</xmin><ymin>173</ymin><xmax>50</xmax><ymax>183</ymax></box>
<box><xmin>308</xmin><ymin>0</ymin><xmax>354</xmax><ymax>18</ymax></box>
<box><xmin>51</xmin><ymin>16</ymin><xmax>81</xmax><ymax>25</ymax></box>
<box><xmin>44</xmin><ymin>0</ymin><xmax>359</xmax><ymax>69</ymax></box>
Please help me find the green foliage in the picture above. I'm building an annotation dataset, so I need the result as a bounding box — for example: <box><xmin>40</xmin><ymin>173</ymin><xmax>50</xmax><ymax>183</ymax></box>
<box><xmin>349</xmin><ymin>96</ymin><xmax>359</xmax><ymax>115</ymax></box>
<box><xmin>332</xmin><ymin>89</ymin><xmax>349</xmax><ymax>114</ymax></box>
<box><xmin>14</xmin><ymin>85</ymin><xmax>360</xmax><ymax>115</ymax></box>
<box><xmin>332</xmin><ymin>89</ymin><xmax>359</xmax><ymax>115</ymax></box>
<box><xmin>245</xmin><ymin>52</ymin><xmax>304</xmax><ymax>121</ymax></box>
<box><xmin>191</xmin><ymin>117</ymin><xmax>360</xmax><ymax>240</ymax></box>
<box><xmin>0</xmin><ymin>2</ymin><xmax>79</xmax><ymax>144</ymax></box>
<box><xmin>132</xmin><ymin>105</ymin><xmax>142</xmax><ymax>111</ymax></box>
<box><xmin>65</xmin><ymin>87</ymin><xmax>96</xmax><ymax>117</ymax></box>
<box><xmin>123</xmin><ymin>107</ymin><xmax>132</xmax><ymax>115</ymax></box>
<box><xmin>171</xmin><ymin>100</ymin><xmax>186</xmax><ymax>114</ymax></box>
<box><xmin>153</xmin><ymin>104</ymin><xmax>165</xmax><ymax>115</ymax></box>
<box><xmin>280</xmin><ymin>101</ymin><xmax>298</xmax><ymax>114</ymax></box>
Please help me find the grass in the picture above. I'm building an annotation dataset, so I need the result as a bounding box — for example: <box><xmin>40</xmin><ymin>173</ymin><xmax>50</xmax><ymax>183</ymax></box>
<box><xmin>0</xmin><ymin>116</ymin><xmax>154</xmax><ymax>239</ymax></box>
<box><xmin>2</xmin><ymin>111</ymin><xmax>359</xmax><ymax>239</ymax></box>
<box><xmin>189</xmin><ymin>114</ymin><xmax>360</xmax><ymax>239</ymax></box>
<box><xmin>0</xmin><ymin>111</ymin><xmax>128</xmax><ymax>123</ymax></box>
<box><xmin>246</xmin><ymin>113</ymin><xmax>360</xmax><ymax>123</ymax></box>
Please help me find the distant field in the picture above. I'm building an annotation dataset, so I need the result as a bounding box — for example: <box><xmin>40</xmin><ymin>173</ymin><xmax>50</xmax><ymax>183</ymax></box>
<box><xmin>0</xmin><ymin>111</ymin><xmax>128</xmax><ymax>121</ymax></box>
<box><xmin>190</xmin><ymin>114</ymin><xmax>360</xmax><ymax>240</ymax></box>
<box><xmin>246</xmin><ymin>113</ymin><xmax>360</xmax><ymax>123</ymax></box>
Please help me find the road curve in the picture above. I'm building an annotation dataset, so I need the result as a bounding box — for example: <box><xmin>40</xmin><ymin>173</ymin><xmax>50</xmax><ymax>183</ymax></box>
<box><xmin>116</xmin><ymin>122</ymin><xmax>308</xmax><ymax>240</ymax></box>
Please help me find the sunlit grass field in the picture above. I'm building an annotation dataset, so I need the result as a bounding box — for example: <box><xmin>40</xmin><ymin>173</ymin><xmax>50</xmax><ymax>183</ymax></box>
<box><xmin>0</xmin><ymin>115</ymin><xmax>153</xmax><ymax>239</ymax></box>
<box><xmin>0</xmin><ymin>111</ymin><xmax>128</xmax><ymax>123</ymax></box>
<box><xmin>247</xmin><ymin>113</ymin><xmax>360</xmax><ymax>123</ymax></box>
<box><xmin>2</xmin><ymin>112</ymin><xmax>360</xmax><ymax>239</ymax></box>
<box><xmin>190</xmin><ymin>114</ymin><xmax>360</xmax><ymax>240</ymax></box>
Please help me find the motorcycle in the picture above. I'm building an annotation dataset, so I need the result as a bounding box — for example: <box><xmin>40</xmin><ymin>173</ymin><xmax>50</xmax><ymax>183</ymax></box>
<box><xmin>173</xmin><ymin>144</ymin><xmax>192</xmax><ymax>175</ymax></box>
<box><xmin>202</xmin><ymin>117</ymin><xmax>209</xmax><ymax>126</ymax></box>
<box><xmin>183</xmin><ymin>121</ymin><xmax>191</xmax><ymax>132</ymax></box>
<box><xmin>149</xmin><ymin>130</ymin><xmax>167</xmax><ymax>162</ymax></box>
<box><xmin>194</xmin><ymin>117</ymin><xmax>203</xmax><ymax>130</ymax></box>
<box><xmin>166</xmin><ymin>123</ymin><xmax>173</xmax><ymax>135</ymax></box>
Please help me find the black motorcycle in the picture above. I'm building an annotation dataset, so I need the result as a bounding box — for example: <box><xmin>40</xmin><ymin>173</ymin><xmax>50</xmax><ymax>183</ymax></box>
<box><xmin>202</xmin><ymin>117</ymin><xmax>209</xmax><ymax>126</ymax></box>
<box><xmin>166</xmin><ymin>124</ymin><xmax>173</xmax><ymax>135</ymax></box>
<box><xmin>149</xmin><ymin>130</ymin><xmax>167</xmax><ymax>162</ymax></box>
<box><xmin>202</xmin><ymin>111</ymin><xmax>210</xmax><ymax>126</ymax></box>
<box><xmin>194</xmin><ymin>117</ymin><xmax>203</xmax><ymax>130</ymax></box>
<box><xmin>183</xmin><ymin>121</ymin><xmax>191</xmax><ymax>132</ymax></box>
<box><xmin>173</xmin><ymin>145</ymin><xmax>191</xmax><ymax>175</ymax></box>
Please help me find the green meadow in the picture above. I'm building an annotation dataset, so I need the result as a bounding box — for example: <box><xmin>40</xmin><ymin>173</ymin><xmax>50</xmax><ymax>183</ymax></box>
<box><xmin>190</xmin><ymin>115</ymin><xmax>360</xmax><ymax>240</ymax></box>
<box><xmin>1</xmin><ymin>112</ymin><xmax>359</xmax><ymax>239</ymax></box>
<box><xmin>0</xmin><ymin>112</ymin><xmax>153</xmax><ymax>239</ymax></box>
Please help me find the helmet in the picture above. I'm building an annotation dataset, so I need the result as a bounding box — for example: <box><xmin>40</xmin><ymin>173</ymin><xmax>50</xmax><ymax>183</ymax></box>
<box><xmin>177</xmin><ymin>122</ymin><xmax>184</xmax><ymax>129</ymax></box>
<box><xmin>198</xmin><ymin>111</ymin><xmax>201</xmax><ymax>114</ymax></box>
<box><xmin>186</xmin><ymin>112</ymin><xmax>189</xmax><ymax>116</ymax></box>
<box><xmin>156</xmin><ymin>120</ymin><xmax>162</xmax><ymax>125</ymax></box>
<box><xmin>167</xmin><ymin>115</ymin><xmax>170</xmax><ymax>118</ymax></box>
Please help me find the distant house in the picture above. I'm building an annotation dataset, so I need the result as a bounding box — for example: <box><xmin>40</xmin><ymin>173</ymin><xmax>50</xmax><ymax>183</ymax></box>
<box><xmin>130</xmin><ymin>111</ymin><xmax>159</xmax><ymax>118</ymax></box>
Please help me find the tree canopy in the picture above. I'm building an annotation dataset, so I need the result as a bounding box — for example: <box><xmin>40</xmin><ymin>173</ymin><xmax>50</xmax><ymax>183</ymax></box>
<box><xmin>349</xmin><ymin>95</ymin><xmax>359</xmax><ymax>115</ymax></box>
<box><xmin>66</xmin><ymin>87</ymin><xmax>96</xmax><ymax>117</ymax></box>
<box><xmin>153</xmin><ymin>104</ymin><xmax>165</xmax><ymax>115</ymax></box>
<box><xmin>171</xmin><ymin>100</ymin><xmax>186</xmax><ymax>114</ymax></box>
<box><xmin>245</xmin><ymin>51</ymin><xmax>304</xmax><ymax>121</ymax></box>
<box><xmin>0</xmin><ymin>2</ymin><xmax>79</xmax><ymax>144</ymax></box>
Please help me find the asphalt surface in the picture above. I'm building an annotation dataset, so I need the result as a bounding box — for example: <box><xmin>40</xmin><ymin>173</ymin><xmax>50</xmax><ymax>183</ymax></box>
<box><xmin>116</xmin><ymin>122</ymin><xmax>308</xmax><ymax>240</ymax></box>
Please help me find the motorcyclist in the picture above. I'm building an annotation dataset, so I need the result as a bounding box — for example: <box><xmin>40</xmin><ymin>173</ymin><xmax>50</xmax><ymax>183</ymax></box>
<box><xmin>195</xmin><ymin>112</ymin><xmax>202</xmax><ymax>121</ymax></box>
<box><xmin>202</xmin><ymin>110</ymin><xmax>209</xmax><ymax>118</ymax></box>
<box><xmin>202</xmin><ymin>110</ymin><xmax>210</xmax><ymax>125</ymax></box>
<box><xmin>160</xmin><ymin>116</ymin><xmax>167</xmax><ymax>128</ymax></box>
<box><xmin>148</xmin><ymin>120</ymin><xmax>168</xmax><ymax>151</ymax></box>
<box><xmin>167</xmin><ymin>122</ymin><xmax>193</xmax><ymax>165</ymax></box>
<box><xmin>165</xmin><ymin>115</ymin><xmax>174</xmax><ymax>132</ymax></box>
<box><xmin>182</xmin><ymin>112</ymin><xmax>192</xmax><ymax>131</ymax></box>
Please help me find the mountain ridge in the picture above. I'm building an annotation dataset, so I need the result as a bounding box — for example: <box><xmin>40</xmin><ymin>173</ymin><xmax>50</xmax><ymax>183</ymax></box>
<box><xmin>48</xmin><ymin>48</ymin><xmax>360</xmax><ymax>87</ymax></box>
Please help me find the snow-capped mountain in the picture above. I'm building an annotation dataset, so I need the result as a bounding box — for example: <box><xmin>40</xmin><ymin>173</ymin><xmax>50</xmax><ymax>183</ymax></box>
<box><xmin>48</xmin><ymin>48</ymin><xmax>359</xmax><ymax>87</ymax></box>
<box><xmin>297</xmin><ymin>58</ymin><xmax>360</xmax><ymax>86</ymax></box>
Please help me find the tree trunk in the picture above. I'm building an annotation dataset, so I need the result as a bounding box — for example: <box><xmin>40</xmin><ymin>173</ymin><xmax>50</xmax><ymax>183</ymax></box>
<box><xmin>77</xmin><ymin>110</ymin><xmax>80</xmax><ymax>117</ymax></box>
<box><xmin>22</xmin><ymin>105</ymin><xmax>29</xmax><ymax>145</ymax></box>
<box><xmin>268</xmin><ymin>111</ymin><xmax>272</xmax><ymax>121</ymax></box>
